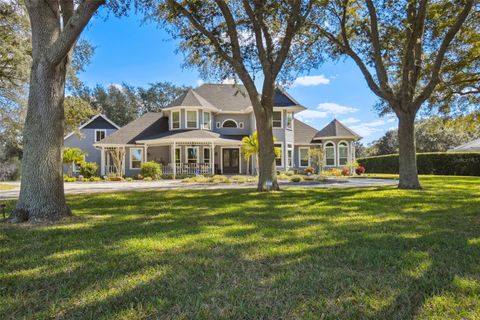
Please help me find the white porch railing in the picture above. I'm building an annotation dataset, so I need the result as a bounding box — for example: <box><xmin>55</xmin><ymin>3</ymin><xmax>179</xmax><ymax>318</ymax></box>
<box><xmin>162</xmin><ymin>163</ymin><xmax>213</xmax><ymax>175</ymax></box>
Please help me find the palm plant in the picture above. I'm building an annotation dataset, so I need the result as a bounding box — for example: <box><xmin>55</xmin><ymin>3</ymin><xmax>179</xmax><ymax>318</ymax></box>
<box><xmin>62</xmin><ymin>148</ymin><xmax>86</xmax><ymax>177</ymax></box>
<box><xmin>242</xmin><ymin>131</ymin><xmax>280</xmax><ymax>175</ymax></box>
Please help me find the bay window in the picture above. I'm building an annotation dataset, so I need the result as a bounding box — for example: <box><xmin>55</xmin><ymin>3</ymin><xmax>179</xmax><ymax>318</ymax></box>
<box><xmin>339</xmin><ymin>142</ymin><xmax>348</xmax><ymax>165</ymax></box>
<box><xmin>325</xmin><ymin>143</ymin><xmax>335</xmax><ymax>166</ymax></box>
<box><xmin>186</xmin><ymin>110</ymin><xmax>198</xmax><ymax>128</ymax></box>
<box><xmin>171</xmin><ymin>111</ymin><xmax>180</xmax><ymax>129</ymax></box>
<box><xmin>203</xmin><ymin>111</ymin><xmax>211</xmax><ymax>130</ymax></box>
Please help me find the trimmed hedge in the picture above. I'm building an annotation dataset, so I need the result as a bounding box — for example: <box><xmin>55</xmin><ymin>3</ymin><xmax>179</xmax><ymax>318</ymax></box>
<box><xmin>358</xmin><ymin>152</ymin><xmax>480</xmax><ymax>176</ymax></box>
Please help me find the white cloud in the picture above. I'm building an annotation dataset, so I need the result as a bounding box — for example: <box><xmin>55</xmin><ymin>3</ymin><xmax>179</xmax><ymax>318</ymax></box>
<box><xmin>296</xmin><ymin>110</ymin><xmax>329</xmax><ymax>122</ymax></box>
<box><xmin>350</xmin><ymin>119</ymin><xmax>386</xmax><ymax>137</ymax></box>
<box><xmin>316</xmin><ymin>102</ymin><xmax>359</xmax><ymax>115</ymax></box>
<box><xmin>222</xmin><ymin>78</ymin><xmax>237</xmax><ymax>84</ymax></box>
<box><xmin>196</xmin><ymin>79</ymin><xmax>205</xmax><ymax>87</ymax></box>
<box><xmin>292</xmin><ymin>75</ymin><xmax>330</xmax><ymax>87</ymax></box>
<box><xmin>109</xmin><ymin>83</ymin><xmax>124</xmax><ymax>91</ymax></box>
<box><xmin>340</xmin><ymin>117</ymin><xmax>361</xmax><ymax>124</ymax></box>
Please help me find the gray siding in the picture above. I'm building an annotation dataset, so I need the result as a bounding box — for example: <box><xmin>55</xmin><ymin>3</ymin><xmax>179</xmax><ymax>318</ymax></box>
<box><xmin>64</xmin><ymin>127</ymin><xmax>117</xmax><ymax>167</ymax></box>
<box><xmin>213</xmin><ymin>113</ymin><xmax>251</xmax><ymax>135</ymax></box>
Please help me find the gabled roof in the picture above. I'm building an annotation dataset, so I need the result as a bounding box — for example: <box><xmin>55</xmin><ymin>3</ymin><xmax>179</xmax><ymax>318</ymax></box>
<box><xmin>164</xmin><ymin>89</ymin><xmax>219</xmax><ymax>112</ymax></box>
<box><xmin>313</xmin><ymin>119</ymin><xmax>361</xmax><ymax>140</ymax></box>
<box><xmin>449</xmin><ymin>138</ymin><xmax>480</xmax><ymax>152</ymax></box>
<box><xmin>94</xmin><ymin>113</ymin><xmax>167</xmax><ymax>146</ymax></box>
<box><xmin>64</xmin><ymin>114</ymin><xmax>119</xmax><ymax>140</ymax></box>
<box><xmin>294</xmin><ymin>119</ymin><xmax>319</xmax><ymax>144</ymax></box>
<box><xmin>136</xmin><ymin>129</ymin><xmax>243</xmax><ymax>145</ymax></box>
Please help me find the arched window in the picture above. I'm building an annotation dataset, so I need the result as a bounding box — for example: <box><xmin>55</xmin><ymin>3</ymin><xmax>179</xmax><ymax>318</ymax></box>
<box><xmin>222</xmin><ymin>120</ymin><xmax>238</xmax><ymax>128</ymax></box>
<box><xmin>338</xmin><ymin>142</ymin><xmax>348</xmax><ymax>165</ymax></box>
<box><xmin>325</xmin><ymin>142</ymin><xmax>335</xmax><ymax>166</ymax></box>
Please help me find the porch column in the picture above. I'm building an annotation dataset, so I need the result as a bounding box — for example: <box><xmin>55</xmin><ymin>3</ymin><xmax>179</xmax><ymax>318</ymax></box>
<box><xmin>144</xmin><ymin>144</ymin><xmax>148</xmax><ymax>163</ymax></box>
<box><xmin>100</xmin><ymin>146</ymin><xmax>105</xmax><ymax>176</ymax></box>
<box><xmin>211</xmin><ymin>142</ymin><xmax>215</xmax><ymax>174</ymax></box>
<box><xmin>172</xmin><ymin>142</ymin><xmax>176</xmax><ymax>179</ymax></box>
<box><xmin>122</xmin><ymin>146</ymin><xmax>126</xmax><ymax>176</ymax></box>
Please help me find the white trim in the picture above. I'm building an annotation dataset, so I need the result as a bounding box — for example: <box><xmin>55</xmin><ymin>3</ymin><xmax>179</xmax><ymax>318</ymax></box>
<box><xmin>220</xmin><ymin>147</ymin><xmax>242</xmax><ymax>174</ymax></box>
<box><xmin>170</xmin><ymin>110</ymin><xmax>181</xmax><ymax>130</ymax></box>
<box><xmin>94</xmin><ymin>129</ymin><xmax>107</xmax><ymax>142</ymax></box>
<box><xmin>129</xmin><ymin>147</ymin><xmax>143</xmax><ymax>170</ymax></box>
<box><xmin>298</xmin><ymin>147</ymin><xmax>310</xmax><ymax>168</ymax></box>
<box><xmin>272</xmin><ymin>111</ymin><xmax>283</xmax><ymax>129</ymax></box>
<box><xmin>338</xmin><ymin>140</ymin><xmax>349</xmax><ymax>166</ymax></box>
<box><xmin>186</xmin><ymin>146</ymin><xmax>200</xmax><ymax>163</ymax></box>
<box><xmin>324</xmin><ymin>141</ymin><xmax>336</xmax><ymax>167</ymax></box>
<box><xmin>185</xmin><ymin>109</ymin><xmax>199</xmax><ymax>129</ymax></box>
<box><xmin>274</xmin><ymin>141</ymin><xmax>284</xmax><ymax>168</ymax></box>
<box><xmin>202</xmin><ymin>111</ymin><xmax>212</xmax><ymax>130</ymax></box>
<box><xmin>221</xmin><ymin>119</ymin><xmax>239</xmax><ymax>128</ymax></box>
<box><xmin>64</xmin><ymin>114</ymin><xmax>120</xmax><ymax>140</ymax></box>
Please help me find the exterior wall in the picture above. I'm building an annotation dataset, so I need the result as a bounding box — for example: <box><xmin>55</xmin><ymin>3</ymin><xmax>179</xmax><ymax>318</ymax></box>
<box><xmin>321</xmin><ymin>138</ymin><xmax>356</xmax><ymax>168</ymax></box>
<box><xmin>64</xmin><ymin>127</ymin><xmax>117</xmax><ymax>174</ymax></box>
<box><xmin>213</xmin><ymin>113</ymin><xmax>252</xmax><ymax>135</ymax></box>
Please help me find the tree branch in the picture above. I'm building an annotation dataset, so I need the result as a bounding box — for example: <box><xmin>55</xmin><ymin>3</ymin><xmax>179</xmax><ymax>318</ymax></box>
<box><xmin>413</xmin><ymin>0</ymin><xmax>474</xmax><ymax>110</ymax></box>
<box><xmin>46</xmin><ymin>0</ymin><xmax>104</xmax><ymax>66</ymax></box>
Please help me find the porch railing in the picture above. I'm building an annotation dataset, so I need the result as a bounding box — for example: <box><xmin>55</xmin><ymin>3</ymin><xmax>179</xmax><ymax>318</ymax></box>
<box><xmin>162</xmin><ymin>163</ymin><xmax>213</xmax><ymax>175</ymax></box>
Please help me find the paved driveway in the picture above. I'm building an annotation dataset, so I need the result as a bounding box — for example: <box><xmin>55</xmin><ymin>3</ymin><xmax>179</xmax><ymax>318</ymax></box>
<box><xmin>0</xmin><ymin>178</ymin><xmax>397</xmax><ymax>200</ymax></box>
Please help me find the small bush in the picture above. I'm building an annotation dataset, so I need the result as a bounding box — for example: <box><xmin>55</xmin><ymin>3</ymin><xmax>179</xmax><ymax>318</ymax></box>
<box><xmin>211</xmin><ymin>175</ymin><xmax>232</xmax><ymax>183</ymax></box>
<box><xmin>322</xmin><ymin>168</ymin><xmax>342</xmax><ymax>177</ymax></box>
<box><xmin>358</xmin><ymin>152</ymin><xmax>480</xmax><ymax>176</ymax></box>
<box><xmin>89</xmin><ymin>176</ymin><xmax>101</xmax><ymax>182</ymax></box>
<box><xmin>286</xmin><ymin>171</ymin><xmax>295</xmax><ymax>176</ymax></box>
<box><xmin>109</xmin><ymin>176</ymin><xmax>123</xmax><ymax>182</ymax></box>
<box><xmin>63</xmin><ymin>176</ymin><xmax>76</xmax><ymax>182</ymax></box>
<box><xmin>126</xmin><ymin>177</ymin><xmax>133</xmax><ymax>182</ymax></box>
<box><xmin>290</xmin><ymin>175</ymin><xmax>303</xmax><ymax>182</ymax></box>
<box><xmin>161</xmin><ymin>174</ymin><xmax>174</xmax><ymax>179</ymax></box>
<box><xmin>77</xmin><ymin>175</ymin><xmax>84</xmax><ymax>182</ymax></box>
<box><xmin>140</xmin><ymin>161</ymin><xmax>161</xmax><ymax>179</ymax></box>
<box><xmin>80</xmin><ymin>162</ymin><xmax>98</xmax><ymax>178</ymax></box>
<box><xmin>341</xmin><ymin>168</ymin><xmax>350</xmax><ymax>176</ymax></box>
<box><xmin>143</xmin><ymin>177</ymin><xmax>153</xmax><ymax>181</ymax></box>
<box><xmin>277</xmin><ymin>173</ymin><xmax>289</xmax><ymax>180</ymax></box>
<box><xmin>355</xmin><ymin>166</ymin><xmax>366</xmax><ymax>175</ymax></box>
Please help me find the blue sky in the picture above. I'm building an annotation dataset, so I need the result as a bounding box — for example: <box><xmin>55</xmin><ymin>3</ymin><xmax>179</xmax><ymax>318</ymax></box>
<box><xmin>78</xmin><ymin>10</ymin><xmax>397</xmax><ymax>144</ymax></box>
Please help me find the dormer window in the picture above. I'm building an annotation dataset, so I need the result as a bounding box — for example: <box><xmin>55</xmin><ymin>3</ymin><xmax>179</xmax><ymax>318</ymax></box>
<box><xmin>186</xmin><ymin>110</ymin><xmax>198</xmax><ymax>129</ymax></box>
<box><xmin>203</xmin><ymin>111</ymin><xmax>211</xmax><ymax>130</ymax></box>
<box><xmin>171</xmin><ymin>111</ymin><xmax>180</xmax><ymax>129</ymax></box>
<box><xmin>222</xmin><ymin>120</ymin><xmax>238</xmax><ymax>128</ymax></box>
<box><xmin>95</xmin><ymin>129</ymin><xmax>106</xmax><ymax>142</ymax></box>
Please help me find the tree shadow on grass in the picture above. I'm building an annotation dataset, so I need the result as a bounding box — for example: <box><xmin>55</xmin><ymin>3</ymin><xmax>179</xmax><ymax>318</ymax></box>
<box><xmin>0</xmin><ymin>182</ymin><xmax>479</xmax><ymax>319</ymax></box>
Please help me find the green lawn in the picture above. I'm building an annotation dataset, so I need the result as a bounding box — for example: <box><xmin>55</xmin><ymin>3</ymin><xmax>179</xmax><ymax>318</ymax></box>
<box><xmin>1</xmin><ymin>176</ymin><xmax>479</xmax><ymax>319</ymax></box>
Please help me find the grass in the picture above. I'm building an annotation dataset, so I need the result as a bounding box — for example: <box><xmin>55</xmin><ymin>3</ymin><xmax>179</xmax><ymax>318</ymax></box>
<box><xmin>1</xmin><ymin>176</ymin><xmax>479</xmax><ymax>319</ymax></box>
<box><xmin>0</xmin><ymin>184</ymin><xmax>16</xmax><ymax>191</ymax></box>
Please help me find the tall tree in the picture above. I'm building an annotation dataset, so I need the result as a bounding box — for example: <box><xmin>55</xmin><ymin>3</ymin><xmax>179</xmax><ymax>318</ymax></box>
<box><xmin>318</xmin><ymin>0</ymin><xmax>477</xmax><ymax>189</ymax></box>
<box><xmin>64</xmin><ymin>96</ymin><xmax>97</xmax><ymax>135</ymax></box>
<box><xmin>11</xmin><ymin>1</ymin><xmax>109</xmax><ymax>223</ymax></box>
<box><xmin>137</xmin><ymin>81</ymin><xmax>189</xmax><ymax>114</ymax></box>
<box><xmin>150</xmin><ymin>0</ymin><xmax>319</xmax><ymax>191</ymax></box>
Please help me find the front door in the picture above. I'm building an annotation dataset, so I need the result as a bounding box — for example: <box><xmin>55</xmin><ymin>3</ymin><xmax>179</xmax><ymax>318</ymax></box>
<box><xmin>222</xmin><ymin>148</ymin><xmax>240</xmax><ymax>174</ymax></box>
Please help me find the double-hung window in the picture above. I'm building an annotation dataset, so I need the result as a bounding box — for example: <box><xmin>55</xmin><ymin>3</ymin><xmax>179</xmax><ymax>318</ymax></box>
<box><xmin>95</xmin><ymin>129</ymin><xmax>106</xmax><ymax>142</ymax></box>
<box><xmin>187</xmin><ymin>147</ymin><xmax>199</xmax><ymax>163</ymax></box>
<box><xmin>203</xmin><ymin>148</ymin><xmax>211</xmax><ymax>164</ymax></box>
<box><xmin>325</xmin><ymin>143</ymin><xmax>335</xmax><ymax>166</ymax></box>
<box><xmin>186</xmin><ymin>110</ymin><xmax>198</xmax><ymax>128</ymax></box>
<box><xmin>130</xmin><ymin>148</ymin><xmax>143</xmax><ymax>169</ymax></box>
<box><xmin>299</xmin><ymin>147</ymin><xmax>310</xmax><ymax>167</ymax></box>
<box><xmin>339</xmin><ymin>142</ymin><xmax>348</xmax><ymax>165</ymax></box>
<box><xmin>171</xmin><ymin>111</ymin><xmax>180</xmax><ymax>129</ymax></box>
<box><xmin>274</xmin><ymin>143</ymin><xmax>283</xmax><ymax>167</ymax></box>
<box><xmin>203</xmin><ymin>111</ymin><xmax>211</xmax><ymax>130</ymax></box>
<box><xmin>272</xmin><ymin>111</ymin><xmax>282</xmax><ymax>128</ymax></box>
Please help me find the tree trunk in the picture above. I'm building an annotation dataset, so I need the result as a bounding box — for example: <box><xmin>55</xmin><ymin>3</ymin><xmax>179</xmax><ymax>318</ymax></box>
<box><xmin>397</xmin><ymin>110</ymin><xmax>422</xmax><ymax>189</ymax></box>
<box><xmin>254</xmin><ymin>100</ymin><xmax>279</xmax><ymax>191</ymax></box>
<box><xmin>11</xmin><ymin>57</ymin><xmax>70</xmax><ymax>222</ymax></box>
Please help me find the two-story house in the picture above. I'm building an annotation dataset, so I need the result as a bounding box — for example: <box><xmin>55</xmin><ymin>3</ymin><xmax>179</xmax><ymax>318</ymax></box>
<box><xmin>90</xmin><ymin>84</ymin><xmax>360</xmax><ymax>177</ymax></box>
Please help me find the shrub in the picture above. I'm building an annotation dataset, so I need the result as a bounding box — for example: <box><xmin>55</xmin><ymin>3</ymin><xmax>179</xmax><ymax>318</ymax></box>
<box><xmin>126</xmin><ymin>177</ymin><xmax>133</xmax><ymax>182</ymax></box>
<box><xmin>80</xmin><ymin>162</ymin><xmax>98</xmax><ymax>178</ymax></box>
<box><xmin>277</xmin><ymin>173</ymin><xmax>289</xmax><ymax>180</ymax></box>
<box><xmin>140</xmin><ymin>161</ymin><xmax>161</xmax><ymax>179</ymax></box>
<box><xmin>322</xmin><ymin>168</ymin><xmax>342</xmax><ymax>177</ymax></box>
<box><xmin>341</xmin><ymin>168</ymin><xmax>350</xmax><ymax>176</ymax></box>
<box><xmin>143</xmin><ymin>177</ymin><xmax>153</xmax><ymax>181</ymax></box>
<box><xmin>304</xmin><ymin>167</ymin><xmax>315</xmax><ymax>175</ymax></box>
<box><xmin>77</xmin><ymin>175</ymin><xmax>84</xmax><ymax>182</ymax></box>
<box><xmin>355</xmin><ymin>166</ymin><xmax>366</xmax><ymax>175</ymax></box>
<box><xmin>89</xmin><ymin>176</ymin><xmax>101</xmax><ymax>182</ymax></box>
<box><xmin>357</xmin><ymin>152</ymin><xmax>480</xmax><ymax>176</ymax></box>
<box><xmin>109</xmin><ymin>176</ymin><xmax>123</xmax><ymax>181</ymax></box>
<box><xmin>161</xmin><ymin>174</ymin><xmax>174</xmax><ymax>179</ymax></box>
<box><xmin>63</xmin><ymin>176</ymin><xmax>76</xmax><ymax>182</ymax></box>
<box><xmin>290</xmin><ymin>175</ymin><xmax>303</xmax><ymax>182</ymax></box>
<box><xmin>286</xmin><ymin>170</ymin><xmax>295</xmax><ymax>176</ymax></box>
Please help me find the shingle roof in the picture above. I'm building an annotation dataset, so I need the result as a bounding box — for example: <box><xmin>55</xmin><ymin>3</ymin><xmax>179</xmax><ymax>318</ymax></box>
<box><xmin>191</xmin><ymin>83</ymin><xmax>305</xmax><ymax>112</ymax></box>
<box><xmin>449</xmin><ymin>138</ymin><xmax>480</xmax><ymax>152</ymax></box>
<box><xmin>166</xmin><ymin>89</ymin><xmax>219</xmax><ymax>111</ymax></box>
<box><xmin>294</xmin><ymin>119</ymin><xmax>319</xmax><ymax>144</ymax></box>
<box><xmin>95</xmin><ymin>113</ymin><xmax>167</xmax><ymax>145</ymax></box>
<box><xmin>313</xmin><ymin>119</ymin><xmax>361</xmax><ymax>140</ymax></box>
<box><xmin>136</xmin><ymin>129</ymin><xmax>243</xmax><ymax>144</ymax></box>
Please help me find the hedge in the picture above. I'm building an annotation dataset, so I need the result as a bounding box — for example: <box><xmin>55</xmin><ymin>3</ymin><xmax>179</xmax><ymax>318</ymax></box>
<box><xmin>358</xmin><ymin>152</ymin><xmax>480</xmax><ymax>176</ymax></box>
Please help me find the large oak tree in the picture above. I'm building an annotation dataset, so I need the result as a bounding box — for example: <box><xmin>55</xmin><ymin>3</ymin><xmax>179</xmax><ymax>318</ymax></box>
<box><xmin>318</xmin><ymin>0</ymin><xmax>477</xmax><ymax>189</ymax></box>
<box><xmin>149</xmin><ymin>0</ymin><xmax>320</xmax><ymax>191</ymax></box>
<box><xmin>10</xmin><ymin>1</ymin><xmax>110</xmax><ymax>222</ymax></box>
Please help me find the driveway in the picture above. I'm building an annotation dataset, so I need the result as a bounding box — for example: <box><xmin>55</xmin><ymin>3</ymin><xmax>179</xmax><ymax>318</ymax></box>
<box><xmin>0</xmin><ymin>178</ymin><xmax>397</xmax><ymax>200</ymax></box>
